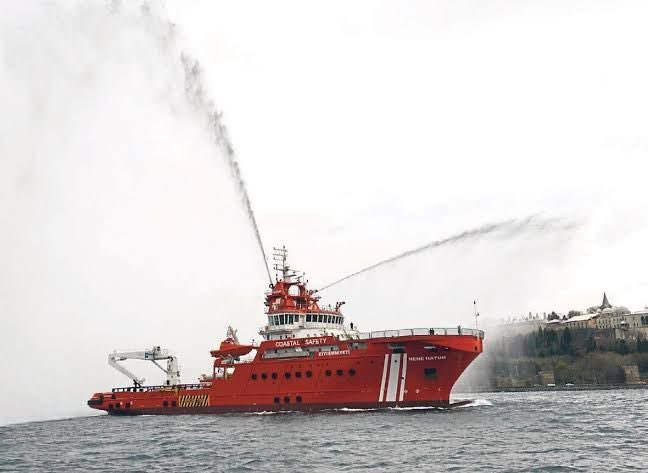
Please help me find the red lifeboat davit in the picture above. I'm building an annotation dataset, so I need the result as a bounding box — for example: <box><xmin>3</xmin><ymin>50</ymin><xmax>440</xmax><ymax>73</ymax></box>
<box><xmin>210</xmin><ymin>326</ymin><xmax>253</xmax><ymax>359</ymax></box>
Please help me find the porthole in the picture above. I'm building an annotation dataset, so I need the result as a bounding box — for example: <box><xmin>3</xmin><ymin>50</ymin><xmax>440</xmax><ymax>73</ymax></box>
<box><xmin>114</xmin><ymin>402</ymin><xmax>121</xmax><ymax>409</ymax></box>
<box><xmin>261</xmin><ymin>373</ymin><xmax>268</xmax><ymax>380</ymax></box>
<box><xmin>424</xmin><ymin>367</ymin><xmax>438</xmax><ymax>379</ymax></box>
<box><xmin>295</xmin><ymin>371</ymin><xmax>302</xmax><ymax>378</ymax></box>
<box><xmin>163</xmin><ymin>400</ymin><xmax>169</xmax><ymax>407</ymax></box>
<box><xmin>251</xmin><ymin>373</ymin><xmax>258</xmax><ymax>380</ymax></box>
<box><xmin>171</xmin><ymin>401</ymin><xmax>177</xmax><ymax>407</ymax></box>
<box><xmin>296</xmin><ymin>396</ymin><xmax>303</xmax><ymax>403</ymax></box>
<box><xmin>349</xmin><ymin>369</ymin><xmax>356</xmax><ymax>376</ymax></box>
<box><xmin>274</xmin><ymin>397</ymin><xmax>280</xmax><ymax>404</ymax></box>
<box><xmin>325</xmin><ymin>370</ymin><xmax>332</xmax><ymax>377</ymax></box>
<box><xmin>284</xmin><ymin>396</ymin><xmax>290</xmax><ymax>404</ymax></box>
<box><xmin>271</xmin><ymin>372</ymin><xmax>278</xmax><ymax>380</ymax></box>
<box><xmin>285</xmin><ymin>372</ymin><xmax>291</xmax><ymax>379</ymax></box>
<box><xmin>125</xmin><ymin>402</ymin><xmax>131</xmax><ymax>408</ymax></box>
<box><xmin>306</xmin><ymin>371</ymin><xmax>313</xmax><ymax>378</ymax></box>
<box><xmin>336</xmin><ymin>369</ymin><xmax>344</xmax><ymax>376</ymax></box>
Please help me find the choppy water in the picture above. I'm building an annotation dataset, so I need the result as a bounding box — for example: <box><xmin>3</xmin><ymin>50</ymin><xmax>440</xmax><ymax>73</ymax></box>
<box><xmin>1</xmin><ymin>390</ymin><xmax>646</xmax><ymax>472</ymax></box>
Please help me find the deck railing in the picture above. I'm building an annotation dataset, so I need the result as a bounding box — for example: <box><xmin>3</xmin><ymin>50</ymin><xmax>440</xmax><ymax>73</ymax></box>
<box><xmin>111</xmin><ymin>383</ymin><xmax>204</xmax><ymax>393</ymax></box>
<box><xmin>356</xmin><ymin>327</ymin><xmax>484</xmax><ymax>340</ymax></box>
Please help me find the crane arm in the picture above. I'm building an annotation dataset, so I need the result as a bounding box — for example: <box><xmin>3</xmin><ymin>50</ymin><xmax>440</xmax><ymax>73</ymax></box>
<box><xmin>108</xmin><ymin>346</ymin><xmax>181</xmax><ymax>387</ymax></box>
<box><xmin>108</xmin><ymin>353</ymin><xmax>146</xmax><ymax>387</ymax></box>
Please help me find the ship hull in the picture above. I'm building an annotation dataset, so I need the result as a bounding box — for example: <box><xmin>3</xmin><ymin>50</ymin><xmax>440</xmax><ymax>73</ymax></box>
<box><xmin>88</xmin><ymin>333</ymin><xmax>482</xmax><ymax>416</ymax></box>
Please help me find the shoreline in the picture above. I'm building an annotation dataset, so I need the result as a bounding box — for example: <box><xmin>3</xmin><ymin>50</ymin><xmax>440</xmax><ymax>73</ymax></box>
<box><xmin>463</xmin><ymin>383</ymin><xmax>648</xmax><ymax>393</ymax></box>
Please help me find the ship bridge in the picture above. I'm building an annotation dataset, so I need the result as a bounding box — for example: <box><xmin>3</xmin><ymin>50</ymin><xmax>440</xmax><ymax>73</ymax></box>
<box><xmin>259</xmin><ymin>247</ymin><xmax>357</xmax><ymax>341</ymax></box>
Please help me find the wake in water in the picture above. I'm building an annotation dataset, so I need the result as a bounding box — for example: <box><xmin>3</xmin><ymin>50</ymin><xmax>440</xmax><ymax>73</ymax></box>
<box><xmin>318</xmin><ymin>215</ymin><xmax>578</xmax><ymax>291</ymax></box>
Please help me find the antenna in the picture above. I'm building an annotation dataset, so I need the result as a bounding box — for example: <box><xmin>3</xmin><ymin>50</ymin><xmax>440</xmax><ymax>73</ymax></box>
<box><xmin>272</xmin><ymin>246</ymin><xmax>290</xmax><ymax>281</ymax></box>
<box><xmin>474</xmin><ymin>300</ymin><xmax>480</xmax><ymax>330</ymax></box>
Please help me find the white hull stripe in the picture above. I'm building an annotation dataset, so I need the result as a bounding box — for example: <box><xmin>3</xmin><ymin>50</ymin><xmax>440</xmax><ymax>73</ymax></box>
<box><xmin>378</xmin><ymin>354</ymin><xmax>389</xmax><ymax>402</ymax></box>
<box><xmin>398</xmin><ymin>354</ymin><xmax>408</xmax><ymax>402</ymax></box>
<box><xmin>385</xmin><ymin>353</ymin><xmax>401</xmax><ymax>402</ymax></box>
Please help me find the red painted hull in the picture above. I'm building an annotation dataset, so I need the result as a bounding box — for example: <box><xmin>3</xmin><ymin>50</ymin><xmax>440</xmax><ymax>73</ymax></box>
<box><xmin>88</xmin><ymin>333</ymin><xmax>483</xmax><ymax>415</ymax></box>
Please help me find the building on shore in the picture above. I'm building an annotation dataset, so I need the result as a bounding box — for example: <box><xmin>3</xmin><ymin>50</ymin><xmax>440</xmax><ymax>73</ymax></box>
<box><xmin>538</xmin><ymin>371</ymin><xmax>556</xmax><ymax>386</ymax></box>
<box><xmin>501</xmin><ymin>293</ymin><xmax>648</xmax><ymax>340</ymax></box>
<box><xmin>623</xmin><ymin>365</ymin><xmax>641</xmax><ymax>384</ymax></box>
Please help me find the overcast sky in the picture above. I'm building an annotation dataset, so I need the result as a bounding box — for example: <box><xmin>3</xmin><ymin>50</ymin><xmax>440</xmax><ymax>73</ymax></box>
<box><xmin>1</xmin><ymin>0</ymin><xmax>647</xmax><ymax>424</ymax></box>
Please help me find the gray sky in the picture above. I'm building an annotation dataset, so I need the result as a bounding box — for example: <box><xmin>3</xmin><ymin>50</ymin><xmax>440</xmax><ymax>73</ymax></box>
<box><xmin>1</xmin><ymin>0</ymin><xmax>648</xmax><ymax>424</ymax></box>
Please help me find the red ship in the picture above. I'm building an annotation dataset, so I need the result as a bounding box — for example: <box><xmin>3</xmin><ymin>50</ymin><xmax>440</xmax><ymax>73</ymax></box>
<box><xmin>87</xmin><ymin>247</ymin><xmax>484</xmax><ymax>415</ymax></box>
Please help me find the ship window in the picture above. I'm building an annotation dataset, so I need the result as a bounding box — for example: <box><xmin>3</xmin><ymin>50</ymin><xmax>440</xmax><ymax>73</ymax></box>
<box><xmin>424</xmin><ymin>368</ymin><xmax>438</xmax><ymax>379</ymax></box>
<box><xmin>306</xmin><ymin>314</ymin><xmax>312</xmax><ymax>322</ymax></box>
<box><xmin>163</xmin><ymin>401</ymin><xmax>169</xmax><ymax>407</ymax></box>
<box><xmin>279</xmin><ymin>314</ymin><xmax>285</xmax><ymax>325</ymax></box>
<box><xmin>108</xmin><ymin>404</ymin><xmax>113</xmax><ymax>409</ymax></box>
<box><xmin>125</xmin><ymin>402</ymin><xmax>131</xmax><ymax>408</ymax></box>
<box><xmin>287</xmin><ymin>314</ymin><xmax>292</xmax><ymax>324</ymax></box>
<box><xmin>318</xmin><ymin>314</ymin><xmax>323</xmax><ymax>323</ymax></box>
<box><xmin>285</xmin><ymin>372</ymin><xmax>291</xmax><ymax>379</ymax></box>
<box><xmin>271</xmin><ymin>372</ymin><xmax>278</xmax><ymax>379</ymax></box>
<box><xmin>306</xmin><ymin>371</ymin><xmax>313</xmax><ymax>378</ymax></box>
<box><xmin>284</xmin><ymin>396</ymin><xmax>290</xmax><ymax>404</ymax></box>
<box><xmin>349</xmin><ymin>369</ymin><xmax>356</xmax><ymax>376</ymax></box>
<box><xmin>296</xmin><ymin>396</ymin><xmax>302</xmax><ymax>403</ymax></box>
<box><xmin>295</xmin><ymin>371</ymin><xmax>302</xmax><ymax>378</ymax></box>
<box><xmin>261</xmin><ymin>373</ymin><xmax>267</xmax><ymax>380</ymax></box>
<box><xmin>274</xmin><ymin>397</ymin><xmax>280</xmax><ymax>404</ymax></box>
<box><xmin>251</xmin><ymin>374</ymin><xmax>257</xmax><ymax>380</ymax></box>
<box><xmin>171</xmin><ymin>401</ymin><xmax>177</xmax><ymax>407</ymax></box>
<box><xmin>268</xmin><ymin>316</ymin><xmax>273</xmax><ymax>325</ymax></box>
<box><xmin>336</xmin><ymin>369</ymin><xmax>343</xmax><ymax>376</ymax></box>
<box><xmin>325</xmin><ymin>370</ymin><xmax>332</xmax><ymax>376</ymax></box>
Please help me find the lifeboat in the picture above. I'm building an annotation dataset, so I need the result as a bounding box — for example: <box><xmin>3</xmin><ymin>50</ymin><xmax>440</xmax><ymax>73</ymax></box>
<box><xmin>209</xmin><ymin>326</ymin><xmax>254</xmax><ymax>359</ymax></box>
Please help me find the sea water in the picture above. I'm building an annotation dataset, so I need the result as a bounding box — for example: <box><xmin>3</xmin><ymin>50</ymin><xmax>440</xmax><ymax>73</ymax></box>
<box><xmin>1</xmin><ymin>389</ymin><xmax>646</xmax><ymax>472</ymax></box>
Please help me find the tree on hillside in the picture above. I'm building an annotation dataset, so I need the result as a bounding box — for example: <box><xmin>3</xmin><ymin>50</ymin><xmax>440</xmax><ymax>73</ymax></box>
<box><xmin>585</xmin><ymin>336</ymin><xmax>597</xmax><ymax>353</ymax></box>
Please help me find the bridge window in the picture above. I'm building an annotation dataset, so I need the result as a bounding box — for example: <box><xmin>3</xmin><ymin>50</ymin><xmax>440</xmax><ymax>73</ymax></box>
<box><xmin>279</xmin><ymin>314</ymin><xmax>285</xmax><ymax>325</ymax></box>
<box><xmin>306</xmin><ymin>314</ymin><xmax>312</xmax><ymax>322</ymax></box>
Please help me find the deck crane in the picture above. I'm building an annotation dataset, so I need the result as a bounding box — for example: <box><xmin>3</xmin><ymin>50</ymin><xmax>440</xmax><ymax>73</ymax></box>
<box><xmin>108</xmin><ymin>346</ymin><xmax>180</xmax><ymax>387</ymax></box>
